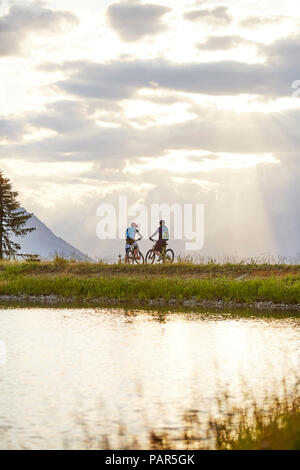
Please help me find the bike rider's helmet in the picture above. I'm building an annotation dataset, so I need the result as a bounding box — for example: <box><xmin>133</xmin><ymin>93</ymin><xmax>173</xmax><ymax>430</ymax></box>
<box><xmin>160</xmin><ymin>219</ymin><xmax>165</xmax><ymax>225</ymax></box>
<box><xmin>131</xmin><ymin>222</ymin><xmax>138</xmax><ymax>228</ymax></box>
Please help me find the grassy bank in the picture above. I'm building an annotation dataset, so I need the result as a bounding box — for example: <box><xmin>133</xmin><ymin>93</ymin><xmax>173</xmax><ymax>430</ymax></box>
<box><xmin>152</xmin><ymin>393</ymin><xmax>300</xmax><ymax>450</ymax></box>
<box><xmin>1</xmin><ymin>260</ymin><xmax>300</xmax><ymax>307</ymax></box>
<box><xmin>216</xmin><ymin>401</ymin><xmax>300</xmax><ymax>450</ymax></box>
<box><xmin>148</xmin><ymin>393</ymin><xmax>300</xmax><ymax>450</ymax></box>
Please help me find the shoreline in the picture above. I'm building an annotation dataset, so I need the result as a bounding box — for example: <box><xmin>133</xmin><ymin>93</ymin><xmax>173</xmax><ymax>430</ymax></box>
<box><xmin>1</xmin><ymin>293</ymin><xmax>300</xmax><ymax>311</ymax></box>
<box><xmin>1</xmin><ymin>262</ymin><xmax>300</xmax><ymax>312</ymax></box>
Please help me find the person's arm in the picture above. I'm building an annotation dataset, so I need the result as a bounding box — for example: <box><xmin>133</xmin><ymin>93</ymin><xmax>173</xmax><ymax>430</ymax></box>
<box><xmin>150</xmin><ymin>227</ymin><xmax>159</xmax><ymax>238</ymax></box>
<box><xmin>136</xmin><ymin>229</ymin><xmax>143</xmax><ymax>240</ymax></box>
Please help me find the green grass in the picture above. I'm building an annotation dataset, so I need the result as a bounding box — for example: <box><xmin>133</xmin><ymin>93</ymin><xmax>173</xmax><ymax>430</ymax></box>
<box><xmin>148</xmin><ymin>390</ymin><xmax>300</xmax><ymax>450</ymax></box>
<box><xmin>1</xmin><ymin>271</ymin><xmax>300</xmax><ymax>306</ymax></box>
<box><xmin>0</xmin><ymin>260</ymin><xmax>300</xmax><ymax>306</ymax></box>
<box><xmin>217</xmin><ymin>404</ymin><xmax>300</xmax><ymax>450</ymax></box>
<box><xmin>1</xmin><ymin>259</ymin><xmax>300</xmax><ymax>278</ymax></box>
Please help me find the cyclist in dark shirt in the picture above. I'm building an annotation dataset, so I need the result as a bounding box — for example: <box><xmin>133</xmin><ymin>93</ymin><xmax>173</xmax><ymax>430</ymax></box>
<box><xmin>149</xmin><ymin>219</ymin><xmax>169</xmax><ymax>258</ymax></box>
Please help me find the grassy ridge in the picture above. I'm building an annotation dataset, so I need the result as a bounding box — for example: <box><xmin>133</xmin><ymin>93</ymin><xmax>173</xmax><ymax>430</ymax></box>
<box><xmin>1</xmin><ymin>272</ymin><xmax>300</xmax><ymax>305</ymax></box>
<box><xmin>1</xmin><ymin>259</ymin><xmax>300</xmax><ymax>278</ymax></box>
<box><xmin>1</xmin><ymin>260</ymin><xmax>300</xmax><ymax>305</ymax></box>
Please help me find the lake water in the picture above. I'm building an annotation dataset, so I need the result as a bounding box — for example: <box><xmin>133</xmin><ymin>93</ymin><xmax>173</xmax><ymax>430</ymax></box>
<box><xmin>0</xmin><ymin>307</ymin><xmax>299</xmax><ymax>449</ymax></box>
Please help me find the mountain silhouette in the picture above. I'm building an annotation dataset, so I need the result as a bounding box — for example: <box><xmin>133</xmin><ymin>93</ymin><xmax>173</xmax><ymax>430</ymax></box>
<box><xmin>14</xmin><ymin>210</ymin><xmax>91</xmax><ymax>261</ymax></box>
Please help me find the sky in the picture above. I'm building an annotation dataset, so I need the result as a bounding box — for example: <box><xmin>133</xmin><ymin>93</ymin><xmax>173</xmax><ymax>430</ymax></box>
<box><xmin>1</xmin><ymin>0</ymin><xmax>300</xmax><ymax>259</ymax></box>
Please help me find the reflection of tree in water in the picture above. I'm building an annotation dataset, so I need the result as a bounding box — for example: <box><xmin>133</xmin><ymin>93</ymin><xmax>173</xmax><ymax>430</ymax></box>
<box><xmin>123</xmin><ymin>309</ymin><xmax>139</xmax><ymax>324</ymax></box>
<box><xmin>153</xmin><ymin>310</ymin><xmax>168</xmax><ymax>323</ymax></box>
<box><xmin>122</xmin><ymin>308</ymin><xmax>169</xmax><ymax>324</ymax></box>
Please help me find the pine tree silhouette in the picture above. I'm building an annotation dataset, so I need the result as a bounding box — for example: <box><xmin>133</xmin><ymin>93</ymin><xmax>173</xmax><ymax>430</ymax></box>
<box><xmin>0</xmin><ymin>170</ymin><xmax>35</xmax><ymax>259</ymax></box>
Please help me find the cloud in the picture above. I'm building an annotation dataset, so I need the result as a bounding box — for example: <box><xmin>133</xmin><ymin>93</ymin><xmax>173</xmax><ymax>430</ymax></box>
<box><xmin>2</xmin><ymin>97</ymin><xmax>300</xmax><ymax>168</ymax></box>
<box><xmin>184</xmin><ymin>6</ymin><xmax>232</xmax><ymax>26</ymax></box>
<box><xmin>0</xmin><ymin>117</ymin><xmax>24</xmax><ymax>141</ymax></box>
<box><xmin>197</xmin><ymin>35</ymin><xmax>255</xmax><ymax>50</ymax></box>
<box><xmin>47</xmin><ymin>38</ymin><xmax>297</xmax><ymax>100</ymax></box>
<box><xmin>239</xmin><ymin>15</ymin><xmax>283</xmax><ymax>29</ymax></box>
<box><xmin>31</xmin><ymin>100</ymin><xmax>93</xmax><ymax>135</ymax></box>
<box><xmin>2</xmin><ymin>2</ymin><xmax>300</xmax><ymax>259</ymax></box>
<box><xmin>261</xmin><ymin>33</ymin><xmax>300</xmax><ymax>66</ymax></box>
<box><xmin>107</xmin><ymin>1</ymin><xmax>171</xmax><ymax>41</ymax></box>
<box><xmin>2</xmin><ymin>97</ymin><xmax>300</xmax><ymax>259</ymax></box>
<box><xmin>0</xmin><ymin>3</ymin><xmax>78</xmax><ymax>56</ymax></box>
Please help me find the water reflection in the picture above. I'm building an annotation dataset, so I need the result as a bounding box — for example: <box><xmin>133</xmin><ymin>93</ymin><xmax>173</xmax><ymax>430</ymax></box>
<box><xmin>0</xmin><ymin>307</ymin><xmax>299</xmax><ymax>449</ymax></box>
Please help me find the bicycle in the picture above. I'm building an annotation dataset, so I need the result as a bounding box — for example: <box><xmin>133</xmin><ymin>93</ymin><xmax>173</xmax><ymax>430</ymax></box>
<box><xmin>120</xmin><ymin>237</ymin><xmax>144</xmax><ymax>264</ymax></box>
<box><xmin>145</xmin><ymin>239</ymin><xmax>174</xmax><ymax>264</ymax></box>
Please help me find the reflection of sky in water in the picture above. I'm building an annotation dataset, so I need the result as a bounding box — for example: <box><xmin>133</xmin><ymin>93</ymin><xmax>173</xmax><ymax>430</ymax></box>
<box><xmin>0</xmin><ymin>308</ymin><xmax>299</xmax><ymax>449</ymax></box>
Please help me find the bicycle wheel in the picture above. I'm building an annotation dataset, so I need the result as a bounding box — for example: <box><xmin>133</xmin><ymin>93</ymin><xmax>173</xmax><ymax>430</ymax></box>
<box><xmin>134</xmin><ymin>250</ymin><xmax>144</xmax><ymax>264</ymax></box>
<box><xmin>145</xmin><ymin>249</ymin><xmax>156</xmax><ymax>264</ymax></box>
<box><xmin>126</xmin><ymin>251</ymin><xmax>135</xmax><ymax>264</ymax></box>
<box><xmin>163</xmin><ymin>249</ymin><xmax>174</xmax><ymax>263</ymax></box>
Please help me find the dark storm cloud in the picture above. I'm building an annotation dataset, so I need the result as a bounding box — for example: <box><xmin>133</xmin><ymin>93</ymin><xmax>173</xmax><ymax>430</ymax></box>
<box><xmin>0</xmin><ymin>3</ymin><xmax>78</xmax><ymax>56</ymax></box>
<box><xmin>107</xmin><ymin>1</ymin><xmax>171</xmax><ymax>41</ymax></box>
<box><xmin>184</xmin><ymin>6</ymin><xmax>232</xmax><ymax>25</ymax></box>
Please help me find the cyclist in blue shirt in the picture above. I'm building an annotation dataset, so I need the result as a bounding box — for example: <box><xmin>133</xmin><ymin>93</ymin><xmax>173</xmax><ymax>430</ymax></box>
<box><xmin>125</xmin><ymin>222</ymin><xmax>143</xmax><ymax>261</ymax></box>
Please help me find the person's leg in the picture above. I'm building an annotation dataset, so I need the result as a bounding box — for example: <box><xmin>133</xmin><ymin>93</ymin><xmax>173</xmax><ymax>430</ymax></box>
<box><xmin>161</xmin><ymin>240</ymin><xmax>167</xmax><ymax>256</ymax></box>
<box><xmin>125</xmin><ymin>244</ymin><xmax>131</xmax><ymax>263</ymax></box>
<box><xmin>154</xmin><ymin>240</ymin><xmax>163</xmax><ymax>257</ymax></box>
<box><xmin>133</xmin><ymin>241</ymin><xmax>141</xmax><ymax>259</ymax></box>
<box><xmin>157</xmin><ymin>241</ymin><xmax>168</xmax><ymax>259</ymax></box>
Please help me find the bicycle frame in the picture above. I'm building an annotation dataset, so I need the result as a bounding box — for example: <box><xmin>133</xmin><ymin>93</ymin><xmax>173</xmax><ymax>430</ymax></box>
<box><xmin>125</xmin><ymin>237</ymin><xmax>143</xmax><ymax>263</ymax></box>
<box><xmin>150</xmin><ymin>239</ymin><xmax>168</xmax><ymax>257</ymax></box>
<box><xmin>145</xmin><ymin>239</ymin><xmax>174</xmax><ymax>264</ymax></box>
